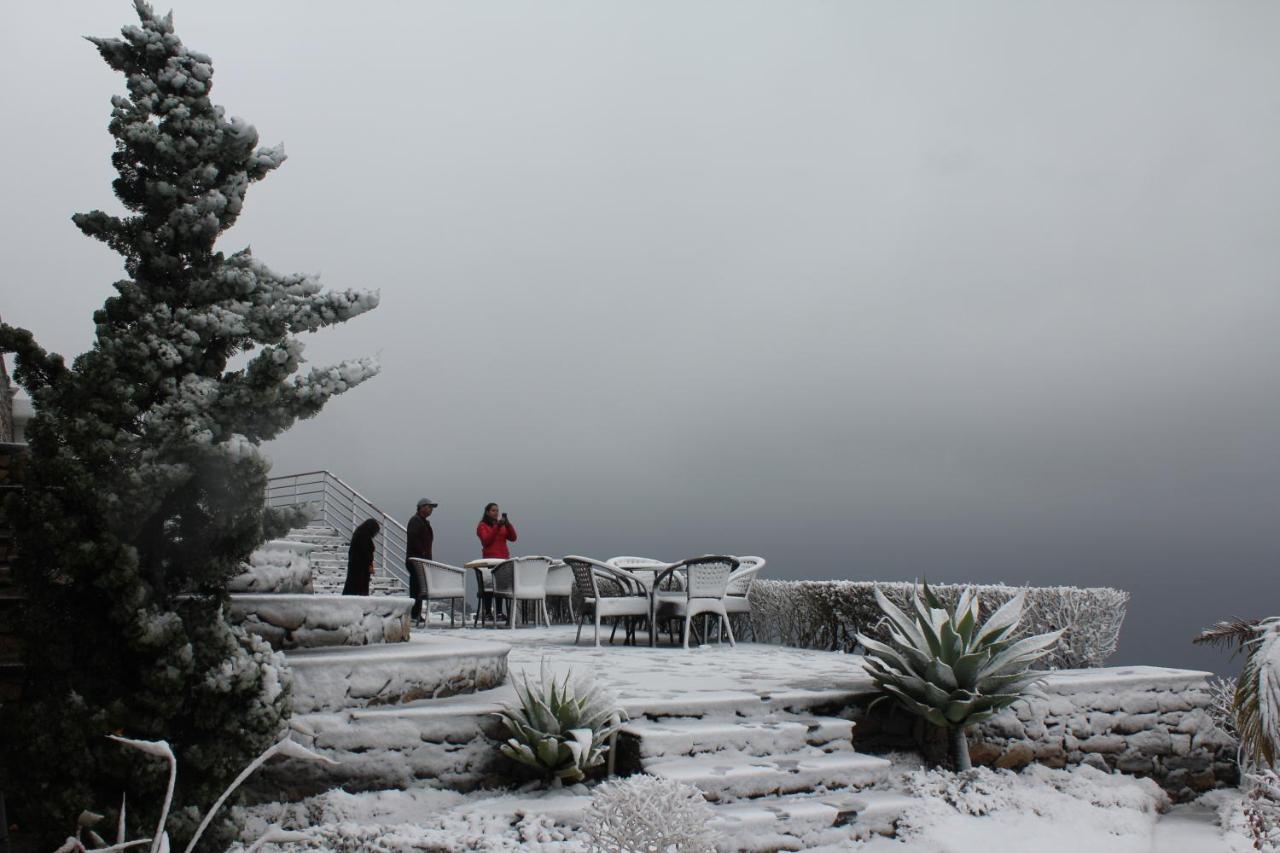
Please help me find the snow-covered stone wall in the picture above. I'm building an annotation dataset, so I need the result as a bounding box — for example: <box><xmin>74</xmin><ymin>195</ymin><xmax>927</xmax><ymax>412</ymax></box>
<box><xmin>229</xmin><ymin>593</ymin><xmax>412</xmax><ymax>650</ymax></box>
<box><xmin>857</xmin><ymin>666</ymin><xmax>1236</xmax><ymax>801</ymax></box>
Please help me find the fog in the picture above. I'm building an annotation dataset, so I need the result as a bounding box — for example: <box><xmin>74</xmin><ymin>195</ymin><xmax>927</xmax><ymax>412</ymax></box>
<box><xmin>4</xmin><ymin>0</ymin><xmax>1280</xmax><ymax>673</ymax></box>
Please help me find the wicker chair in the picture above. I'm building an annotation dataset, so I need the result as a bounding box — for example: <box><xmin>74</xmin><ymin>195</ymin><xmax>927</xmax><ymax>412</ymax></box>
<box><xmin>491</xmin><ymin>556</ymin><xmax>552</xmax><ymax>629</ymax></box>
<box><xmin>723</xmin><ymin>556</ymin><xmax>766</xmax><ymax>640</ymax></box>
<box><xmin>544</xmin><ymin>560</ymin><xmax>576</xmax><ymax>624</ymax></box>
<box><xmin>407</xmin><ymin>558</ymin><xmax>469</xmax><ymax>627</ymax></box>
<box><xmin>565</xmin><ymin>556</ymin><xmax>651</xmax><ymax>647</ymax></box>
<box><xmin>653</xmin><ymin>555</ymin><xmax>740</xmax><ymax>649</ymax></box>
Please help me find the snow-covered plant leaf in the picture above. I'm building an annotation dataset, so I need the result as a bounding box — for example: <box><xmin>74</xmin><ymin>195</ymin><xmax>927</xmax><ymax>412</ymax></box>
<box><xmin>494</xmin><ymin>665</ymin><xmax>624</xmax><ymax>786</ymax></box>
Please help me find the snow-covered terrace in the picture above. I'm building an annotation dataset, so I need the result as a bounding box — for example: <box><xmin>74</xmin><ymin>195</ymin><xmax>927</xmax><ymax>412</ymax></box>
<box><xmin>443</xmin><ymin>624</ymin><xmax>876</xmax><ymax>714</ymax></box>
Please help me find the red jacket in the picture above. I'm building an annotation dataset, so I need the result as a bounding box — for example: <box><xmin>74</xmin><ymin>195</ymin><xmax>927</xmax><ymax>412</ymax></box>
<box><xmin>477</xmin><ymin>520</ymin><xmax>518</xmax><ymax>559</ymax></box>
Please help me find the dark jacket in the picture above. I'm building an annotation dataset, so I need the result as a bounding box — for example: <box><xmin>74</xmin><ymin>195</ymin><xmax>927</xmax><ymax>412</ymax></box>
<box><xmin>477</xmin><ymin>520</ymin><xmax>517</xmax><ymax>560</ymax></box>
<box><xmin>343</xmin><ymin>526</ymin><xmax>377</xmax><ymax>596</ymax></box>
<box><xmin>406</xmin><ymin>513</ymin><xmax>434</xmax><ymax>567</ymax></box>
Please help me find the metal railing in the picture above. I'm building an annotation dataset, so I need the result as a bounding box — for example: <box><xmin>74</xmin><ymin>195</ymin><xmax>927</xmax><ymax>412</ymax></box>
<box><xmin>265</xmin><ymin>470</ymin><xmax>409</xmax><ymax>591</ymax></box>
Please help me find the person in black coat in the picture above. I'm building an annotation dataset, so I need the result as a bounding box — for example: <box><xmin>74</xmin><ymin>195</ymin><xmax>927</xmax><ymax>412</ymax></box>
<box><xmin>406</xmin><ymin>498</ymin><xmax>438</xmax><ymax>626</ymax></box>
<box><xmin>343</xmin><ymin>518</ymin><xmax>381</xmax><ymax>596</ymax></box>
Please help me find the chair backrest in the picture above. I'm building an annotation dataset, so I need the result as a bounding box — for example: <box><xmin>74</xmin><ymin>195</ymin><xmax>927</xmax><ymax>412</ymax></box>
<box><xmin>725</xmin><ymin>556</ymin><xmax>766</xmax><ymax>597</ymax></box>
<box><xmin>673</xmin><ymin>555</ymin><xmax>738</xmax><ymax>599</ymax></box>
<box><xmin>409</xmin><ymin>558</ymin><xmax>466</xmax><ymax>597</ymax></box>
<box><xmin>493</xmin><ymin>556</ymin><xmax>552</xmax><ymax>597</ymax></box>
<box><xmin>545</xmin><ymin>561</ymin><xmax>574</xmax><ymax>596</ymax></box>
<box><xmin>564</xmin><ymin>556</ymin><xmax>639</xmax><ymax>599</ymax></box>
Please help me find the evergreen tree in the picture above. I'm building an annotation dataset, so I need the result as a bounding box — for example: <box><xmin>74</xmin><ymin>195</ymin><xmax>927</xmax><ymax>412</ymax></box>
<box><xmin>0</xmin><ymin>2</ymin><xmax>379</xmax><ymax>847</ymax></box>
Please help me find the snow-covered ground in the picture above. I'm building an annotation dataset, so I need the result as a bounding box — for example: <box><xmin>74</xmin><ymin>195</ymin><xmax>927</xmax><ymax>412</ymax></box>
<box><xmin>236</xmin><ymin>757</ymin><xmax>1253</xmax><ymax>851</ymax></box>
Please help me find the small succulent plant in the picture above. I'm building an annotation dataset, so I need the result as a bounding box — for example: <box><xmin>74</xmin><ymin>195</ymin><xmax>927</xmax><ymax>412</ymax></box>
<box><xmin>495</xmin><ymin>664</ymin><xmax>625</xmax><ymax>786</ymax></box>
<box><xmin>857</xmin><ymin>582</ymin><xmax>1061</xmax><ymax>770</ymax></box>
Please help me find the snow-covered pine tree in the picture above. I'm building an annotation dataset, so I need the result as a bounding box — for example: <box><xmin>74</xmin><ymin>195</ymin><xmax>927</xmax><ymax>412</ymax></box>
<box><xmin>0</xmin><ymin>2</ymin><xmax>378</xmax><ymax>847</ymax></box>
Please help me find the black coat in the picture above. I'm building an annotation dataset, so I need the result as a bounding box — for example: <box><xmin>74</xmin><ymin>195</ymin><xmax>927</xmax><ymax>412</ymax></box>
<box><xmin>406</xmin><ymin>514</ymin><xmax>434</xmax><ymax>566</ymax></box>
<box><xmin>343</xmin><ymin>531</ymin><xmax>376</xmax><ymax>596</ymax></box>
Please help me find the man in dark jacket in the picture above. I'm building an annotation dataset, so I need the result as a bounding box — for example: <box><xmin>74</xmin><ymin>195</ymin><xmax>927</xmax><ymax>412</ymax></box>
<box><xmin>406</xmin><ymin>498</ymin><xmax>437</xmax><ymax>627</ymax></box>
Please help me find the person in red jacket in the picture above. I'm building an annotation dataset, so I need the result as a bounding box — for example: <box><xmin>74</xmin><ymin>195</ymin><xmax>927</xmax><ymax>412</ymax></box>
<box><xmin>475</xmin><ymin>502</ymin><xmax>518</xmax><ymax>623</ymax></box>
<box><xmin>477</xmin><ymin>502</ymin><xmax>517</xmax><ymax>559</ymax></box>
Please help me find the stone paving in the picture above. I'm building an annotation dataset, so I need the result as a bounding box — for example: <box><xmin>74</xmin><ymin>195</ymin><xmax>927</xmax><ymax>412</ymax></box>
<box><xmin>442</xmin><ymin>623</ymin><xmax>876</xmax><ymax>711</ymax></box>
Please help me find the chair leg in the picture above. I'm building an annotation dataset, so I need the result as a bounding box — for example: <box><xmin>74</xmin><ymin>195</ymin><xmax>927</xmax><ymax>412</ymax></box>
<box><xmin>594</xmin><ymin>613</ymin><xmax>601</xmax><ymax>648</ymax></box>
<box><xmin>722</xmin><ymin>611</ymin><xmax>736</xmax><ymax>647</ymax></box>
<box><xmin>450</xmin><ymin>600</ymin><xmax>455</xmax><ymax>628</ymax></box>
<box><xmin>541</xmin><ymin>600</ymin><xmax>551</xmax><ymax>627</ymax></box>
<box><xmin>575</xmin><ymin>613</ymin><xmax>585</xmax><ymax>645</ymax></box>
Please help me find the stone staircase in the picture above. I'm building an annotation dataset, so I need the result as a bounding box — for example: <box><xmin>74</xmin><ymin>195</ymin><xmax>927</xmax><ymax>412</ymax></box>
<box><xmin>285</xmin><ymin>524</ymin><xmax>405</xmax><ymax>596</ymax></box>
<box><xmin>616</xmin><ymin>692</ymin><xmax>901</xmax><ymax>850</ymax></box>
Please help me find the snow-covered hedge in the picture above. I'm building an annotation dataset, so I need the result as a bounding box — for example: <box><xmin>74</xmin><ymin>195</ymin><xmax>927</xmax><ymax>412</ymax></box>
<box><xmin>747</xmin><ymin>580</ymin><xmax>1129</xmax><ymax>669</ymax></box>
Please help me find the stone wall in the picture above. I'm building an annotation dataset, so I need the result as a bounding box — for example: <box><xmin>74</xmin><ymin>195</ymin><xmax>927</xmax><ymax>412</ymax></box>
<box><xmin>857</xmin><ymin>665</ymin><xmax>1235</xmax><ymax>802</ymax></box>
<box><xmin>228</xmin><ymin>594</ymin><xmax>413</xmax><ymax>650</ymax></box>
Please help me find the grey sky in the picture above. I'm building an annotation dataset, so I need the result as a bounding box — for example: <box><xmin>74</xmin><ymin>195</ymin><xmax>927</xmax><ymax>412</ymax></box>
<box><xmin>4</xmin><ymin>1</ymin><xmax>1280</xmax><ymax>673</ymax></box>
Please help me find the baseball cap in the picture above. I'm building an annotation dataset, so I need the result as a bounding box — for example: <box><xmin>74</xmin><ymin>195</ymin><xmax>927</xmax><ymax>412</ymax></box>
<box><xmin>417</xmin><ymin>498</ymin><xmax>439</xmax><ymax>508</ymax></box>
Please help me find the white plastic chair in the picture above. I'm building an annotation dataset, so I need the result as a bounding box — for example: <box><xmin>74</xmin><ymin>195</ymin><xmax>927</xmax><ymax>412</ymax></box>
<box><xmin>653</xmin><ymin>555</ymin><xmax>740</xmax><ymax>649</ymax></box>
<box><xmin>544</xmin><ymin>560</ymin><xmax>576</xmax><ymax>624</ymax></box>
<box><xmin>491</xmin><ymin>556</ymin><xmax>552</xmax><ymax>629</ymax></box>
<box><xmin>565</xmin><ymin>556</ymin><xmax>651</xmax><ymax>647</ymax></box>
<box><xmin>407</xmin><ymin>558</ymin><xmax>469</xmax><ymax>627</ymax></box>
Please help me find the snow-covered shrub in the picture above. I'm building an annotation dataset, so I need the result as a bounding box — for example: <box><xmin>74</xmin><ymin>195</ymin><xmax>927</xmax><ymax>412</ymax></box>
<box><xmin>582</xmin><ymin>774</ymin><xmax>716</xmax><ymax>853</ymax></box>
<box><xmin>495</xmin><ymin>665</ymin><xmax>625</xmax><ymax>786</ymax></box>
<box><xmin>0</xmin><ymin>3</ymin><xmax>377</xmax><ymax>848</ymax></box>
<box><xmin>749</xmin><ymin>580</ymin><xmax>1128</xmax><ymax>668</ymax></box>
<box><xmin>1243</xmin><ymin>769</ymin><xmax>1280</xmax><ymax>851</ymax></box>
<box><xmin>858</xmin><ymin>583</ymin><xmax>1060</xmax><ymax>770</ymax></box>
<box><xmin>1206</xmin><ymin>675</ymin><xmax>1242</xmax><ymax>745</ymax></box>
<box><xmin>900</xmin><ymin>763</ymin><xmax>1168</xmax><ymax>821</ymax></box>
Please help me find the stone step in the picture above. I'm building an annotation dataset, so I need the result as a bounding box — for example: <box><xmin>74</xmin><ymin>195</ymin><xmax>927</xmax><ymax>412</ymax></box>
<box><xmin>708</xmin><ymin>790</ymin><xmax>869</xmax><ymax>850</ymax></box>
<box><xmin>284</xmin><ymin>634</ymin><xmax>510</xmax><ymax>714</ymax></box>
<box><xmin>642</xmin><ymin>750</ymin><xmax>890</xmax><ymax>801</ymax></box>
<box><xmin>619</xmin><ymin>686</ymin><xmax>866</xmax><ymax>721</ymax></box>
<box><xmin>259</xmin><ymin>686</ymin><xmax>516</xmax><ymax>799</ymax></box>
<box><xmin>621</xmin><ymin>716</ymin><xmax>854</xmax><ymax>759</ymax></box>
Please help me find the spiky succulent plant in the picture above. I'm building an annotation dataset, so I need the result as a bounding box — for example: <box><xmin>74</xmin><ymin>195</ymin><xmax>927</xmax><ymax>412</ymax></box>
<box><xmin>856</xmin><ymin>582</ymin><xmax>1061</xmax><ymax>770</ymax></box>
<box><xmin>495</xmin><ymin>665</ymin><xmax>625</xmax><ymax>786</ymax></box>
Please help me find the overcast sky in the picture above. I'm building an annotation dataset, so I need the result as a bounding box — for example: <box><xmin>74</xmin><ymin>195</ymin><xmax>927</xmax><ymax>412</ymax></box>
<box><xmin>4</xmin><ymin>1</ymin><xmax>1280</xmax><ymax>672</ymax></box>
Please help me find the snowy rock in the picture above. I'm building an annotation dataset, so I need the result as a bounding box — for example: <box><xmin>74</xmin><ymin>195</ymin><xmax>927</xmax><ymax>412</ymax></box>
<box><xmin>1080</xmin><ymin>735</ymin><xmax>1127</xmax><ymax>754</ymax></box>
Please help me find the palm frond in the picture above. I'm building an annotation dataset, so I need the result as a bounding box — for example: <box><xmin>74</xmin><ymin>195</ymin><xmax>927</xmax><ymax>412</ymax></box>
<box><xmin>1194</xmin><ymin>618</ymin><xmax>1262</xmax><ymax>653</ymax></box>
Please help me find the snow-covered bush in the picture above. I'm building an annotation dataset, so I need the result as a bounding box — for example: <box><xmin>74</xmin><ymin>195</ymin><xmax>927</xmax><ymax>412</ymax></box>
<box><xmin>582</xmin><ymin>774</ymin><xmax>716</xmax><ymax>853</ymax></box>
<box><xmin>858</xmin><ymin>583</ymin><xmax>1060</xmax><ymax>770</ymax></box>
<box><xmin>749</xmin><ymin>579</ymin><xmax>1128</xmax><ymax>668</ymax></box>
<box><xmin>1243</xmin><ymin>769</ymin><xmax>1280</xmax><ymax>851</ymax></box>
<box><xmin>0</xmin><ymin>3</ymin><xmax>377</xmax><ymax>848</ymax></box>
<box><xmin>495</xmin><ymin>665</ymin><xmax>625</xmax><ymax>786</ymax></box>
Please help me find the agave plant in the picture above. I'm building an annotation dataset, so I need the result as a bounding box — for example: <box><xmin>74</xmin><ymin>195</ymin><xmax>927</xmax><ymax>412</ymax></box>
<box><xmin>495</xmin><ymin>664</ymin><xmax>625</xmax><ymax>786</ymax></box>
<box><xmin>1195</xmin><ymin>616</ymin><xmax>1280</xmax><ymax>769</ymax></box>
<box><xmin>856</xmin><ymin>582</ymin><xmax>1061</xmax><ymax>770</ymax></box>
